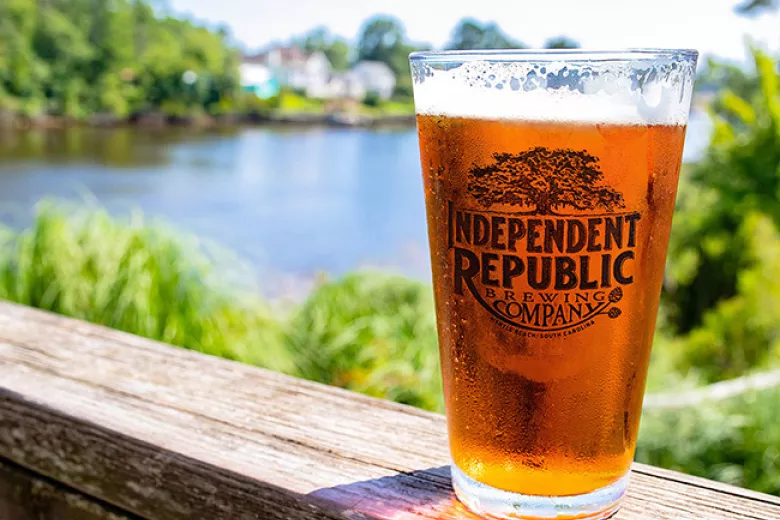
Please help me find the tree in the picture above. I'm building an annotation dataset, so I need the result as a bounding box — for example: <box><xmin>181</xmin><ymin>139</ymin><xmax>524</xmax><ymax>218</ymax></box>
<box><xmin>544</xmin><ymin>36</ymin><xmax>580</xmax><ymax>49</ymax></box>
<box><xmin>298</xmin><ymin>27</ymin><xmax>350</xmax><ymax>71</ymax></box>
<box><xmin>0</xmin><ymin>0</ymin><xmax>46</xmax><ymax>105</ymax></box>
<box><xmin>357</xmin><ymin>16</ymin><xmax>405</xmax><ymax>65</ymax></box>
<box><xmin>301</xmin><ymin>26</ymin><xmax>329</xmax><ymax>54</ymax></box>
<box><xmin>467</xmin><ymin>148</ymin><xmax>625</xmax><ymax>215</ymax></box>
<box><xmin>447</xmin><ymin>19</ymin><xmax>482</xmax><ymax>50</ymax></box>
<box><xmin>325</xmin><ymin>39</ymin><xmax>350</xmax><ymax>71</ymax></box>
<box><xmin>736</xmin><ymin>0</ymin><xmax>778</xmax><ymax>15</ymax></box>
<box><xmin>446</xmin><ymin>19</ymin><xmax>523</xmax><ymax>50</ymax></box>
<box><xmin>356</xmin><ymin>15</ymin><xmax>422</xmax><ymax>97</ymax></box>
<box><xmin>0</xmin><ymin>0</ymin><xmax>240</xmax><ymax>118</ymax></box>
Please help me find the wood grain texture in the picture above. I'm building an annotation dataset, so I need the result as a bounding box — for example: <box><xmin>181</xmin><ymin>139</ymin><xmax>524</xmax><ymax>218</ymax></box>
<box><xmin>0</xmin><ymin>301</ymin><xmax>778</xmax><ymax>519</ymax></box>
<box><xmin>0</xmin><ymin>458</ymin><xmax>135</xmax><ymax>520</ymax></box>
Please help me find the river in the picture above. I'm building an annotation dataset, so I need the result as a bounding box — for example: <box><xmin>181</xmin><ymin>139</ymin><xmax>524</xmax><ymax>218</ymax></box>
<box><xmin>0</xmin><ymin>113</ymin><xmax>711</xmax><ymax>294</ymax></box>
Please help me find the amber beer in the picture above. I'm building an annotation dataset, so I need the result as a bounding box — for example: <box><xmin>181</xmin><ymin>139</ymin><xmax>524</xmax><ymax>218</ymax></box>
<box><xmin>419</xmin><ymin>115</ymin><xmax>685</xmax><ymax>493</ymax></box>
<box><xmin>411</xmin><ymin>50</ymin><xmax>697</xmax><ymax>520</ymax></box>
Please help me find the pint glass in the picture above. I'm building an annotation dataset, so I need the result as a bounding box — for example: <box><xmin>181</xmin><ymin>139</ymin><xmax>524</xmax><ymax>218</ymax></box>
<box><xmin>410</xmin><ymin>50</ymin><xmax>697</xmax><ymax>519</ymax></box>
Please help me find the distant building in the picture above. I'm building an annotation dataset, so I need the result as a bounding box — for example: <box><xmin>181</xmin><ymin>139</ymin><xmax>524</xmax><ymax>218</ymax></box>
<box><xmin>241</xmin><ymin>47</ymin><xmax>397</xmax><ymax>101</ymax></box>
<box><xmin>309</xmin><ymin>71</ymin><xmax>366</xmax><ymax>100</ymax></box>
<box><xmin>239</xmin><ymin>62</ymin><xmax>279</xmax><ymax>99</ymax></box>
<box><xmin>243</xmin><ymin>47</ymin><xmax>331</xmax><ymax>99</ymax></box>
<box><xmin>351</xmin><ymin>61</ymin><xmax>396</xmax><ymax>100</ymax></box>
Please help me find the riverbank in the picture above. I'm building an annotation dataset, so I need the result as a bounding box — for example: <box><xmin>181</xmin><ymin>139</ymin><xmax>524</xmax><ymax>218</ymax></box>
<box><xmin>0</xmin><ymin>109</ymin><xmax>416</xmax><ymax>130</ymax></box>
<box><xmin>254</xmin><ymin>111</ymin><xmax>415</xmax><ymax>128</ymax></box>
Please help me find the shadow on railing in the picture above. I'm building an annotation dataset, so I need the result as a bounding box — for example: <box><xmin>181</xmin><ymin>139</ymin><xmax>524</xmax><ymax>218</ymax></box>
<box><xmin>309</xmin><ymin>466</ymin><xmax>482</xmax><ymax>520</ymax></box>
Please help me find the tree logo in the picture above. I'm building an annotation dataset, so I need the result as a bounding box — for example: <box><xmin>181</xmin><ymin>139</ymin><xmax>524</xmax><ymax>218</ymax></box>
<box><xmin>448</xmin><ymin>146</ymin><xmax>639</xmax><ymax>336</ymax></box>
<box><xmin>468</xmin><ymin>147</ymin><xmax>625</xmax><ymax>215</ymax></box>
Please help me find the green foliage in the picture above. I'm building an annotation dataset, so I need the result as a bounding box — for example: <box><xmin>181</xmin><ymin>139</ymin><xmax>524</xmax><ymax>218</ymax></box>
<box><xmin>325</xmin><ymin>40</ymin><xmax>351</xmax><ymax>72</ymax></box>
<box><xmin>356</xmin><ymin>15</ymin><xmax>425</xmax><ymax>100</ymax></box>
<box><xmin>241</xmin><ymin>91</ymin><xmax>280</xmax><ymax>115</ymax></box>
<box><xmin>667</xmin><ymin>214</ymin><xmax>780</xmax><ymax>381</ymax></box>
<box><xmin>286</xmin><ymin>273</ymin><xmax>442</xmax><ymax>411</ymax></box>
<box><xmin>0</xmin><ymin>0</ymin><xmax>239</xmax><ymax>119</ymax></box>
<box><xmin>276</xmin><ymin>89</ymin><xmax>324</xmax><ymax>113</ymax></box>
<box><xmin>697</xmin><ymin>58</ymin><xmax>760</xmax><ymax>119</ymax></box>
<box><xmin>446</xmin><ymin>19</ymin><xmax>524</xmax><ymax>50</ymax></box>
<box><xmin>638</xmin><ymin>387</ymin><xmax>780</xmax><ymax>495</ymax></box>
<box><xmin>544</xmin><ymin>36</ymin><xmax>580</xmax><ymax>49</ymax></box>
<box><xmin>362</xmin><ymin>91</ymin><xmax>381</xmax><ymax>107</ymax></box>
<box><xmin>663</xmin><ymin>51</ymin><xmax>780</xmax><ymax>383</ymax></box>
<box><xmin>0</xmin><ymin>201</ymin><xmax>292</xmax><ymax>373</ymax></box>
<box><xmin>707</xmin><ymin>53</ymin><xmax>780</xmax><ymax>222</ymax></box>
<box><xmin>357</xmin><ymin>16</ymin><xmax>406</xmax><ymax>70</ymax></box>
<box><xmin>297</xmin><ymin>26</ymin><xmax>351</xmax><ymax>71</ymax></box>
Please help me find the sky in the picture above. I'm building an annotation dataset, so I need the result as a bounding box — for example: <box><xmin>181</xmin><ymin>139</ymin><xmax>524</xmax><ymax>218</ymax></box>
<box><xmin>167</xmin><ymin>0</ymin><xmax>780</xmax><ymax>63</ymax></box>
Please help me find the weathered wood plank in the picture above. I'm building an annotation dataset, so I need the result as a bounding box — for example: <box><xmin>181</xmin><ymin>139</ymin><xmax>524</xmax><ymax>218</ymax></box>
<box><xmin>0</xmin><ymin>301</ymin><xmax>778</xmax><ymax>519</ymax></box>
<box><xmin>0</xmin><ymin>458</ymin><xmax>135</xmax><ymax>520</ymax></box>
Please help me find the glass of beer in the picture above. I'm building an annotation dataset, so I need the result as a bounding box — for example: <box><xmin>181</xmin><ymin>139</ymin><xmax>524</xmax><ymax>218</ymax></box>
<box><xmin>410</xmin><ymin>49</ymin><xmax>697</xmax><ymax>519</ymax></box>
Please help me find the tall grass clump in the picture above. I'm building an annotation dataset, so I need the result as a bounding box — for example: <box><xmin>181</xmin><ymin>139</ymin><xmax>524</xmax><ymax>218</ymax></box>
<box><xmin>286</xmin><ymin>272</ymin><xmax>443</xmax><ymax>411</ymax></box>
<box><xmin>0</xmin><ymin>200</ymin><xmax>294</xmax><ymax>373</ymax></box>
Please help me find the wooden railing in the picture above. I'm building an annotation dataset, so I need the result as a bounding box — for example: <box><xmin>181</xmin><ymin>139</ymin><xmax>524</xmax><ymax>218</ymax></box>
<box><xmin>1</xmin><ymin>301</ymin><xmax>779</xmax><ymax>520</ymax></box>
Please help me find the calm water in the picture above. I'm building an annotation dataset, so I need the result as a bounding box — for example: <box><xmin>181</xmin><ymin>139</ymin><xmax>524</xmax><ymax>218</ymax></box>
<box><xmin>0</xmin><ymin>114</ymin><xmax>710</xmax><ymax>291</ymax></box>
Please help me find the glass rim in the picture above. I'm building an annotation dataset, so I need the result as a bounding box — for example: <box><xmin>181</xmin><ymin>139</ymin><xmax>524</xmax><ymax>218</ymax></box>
<box><xmin>409</xmin><ymin>48</ymin><xmax>699</xmax><ymax>63</ymax></box>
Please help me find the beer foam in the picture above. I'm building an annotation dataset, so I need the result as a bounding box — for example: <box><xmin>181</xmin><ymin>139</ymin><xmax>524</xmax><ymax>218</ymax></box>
<box><xmin>411</xmin><ymin>56</ymin><xmax>697</xmax><ymax>125</ymax></box>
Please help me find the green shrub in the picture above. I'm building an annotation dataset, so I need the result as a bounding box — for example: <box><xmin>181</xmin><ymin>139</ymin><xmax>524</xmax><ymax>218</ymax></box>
<box><xmin>362</xmin><ymin>91</ymin><xmax>381</xmax><ymax>107</ymax></box>
<box><xmin>662</xmin><ymin>49</ymin><xmax>780</xmax><ymax>381</ymax></box>
<box><xmin>285</xmin><ymin>272</ymin><xmax>442</xmax><ymax>411</ymax></box>
<box><xmin>638</xmin><ymin>384</ymin><xmax>780</xmax><ymax>495</ymax></box>
<box><xmin>668</xmin><ymin>214</ymin><xmax>780</xmax><ymax>380</ymax></box>
<box><xmin>239</xmin><ymin>91</ymin><xmax>280</xmax><ymax>115</ymax></box>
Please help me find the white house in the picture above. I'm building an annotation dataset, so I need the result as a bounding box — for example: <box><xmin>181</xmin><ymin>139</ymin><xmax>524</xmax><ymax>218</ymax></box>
<box><xmin>287</xmin><ymin>51</ymin><xmax>331</xmax><ymax>96</ymax></box>
<box><xmin>308</xmin><ymin>71</ymin><xmax>366</xmax><ymax>100</ymax></box>
<box><xmin>242</xmin><ymin>47</ymin><xmax>398</xmax><ymax>101</ymax></box>
<box><xmin>351</xmin><ymin>61</ymin><xmax>396</xmax><ymax>100</ymax></box>
<box><xmin>244</xmin><ymin>47</ymin><xmax>331</xmax><ymax>99</ymax></box>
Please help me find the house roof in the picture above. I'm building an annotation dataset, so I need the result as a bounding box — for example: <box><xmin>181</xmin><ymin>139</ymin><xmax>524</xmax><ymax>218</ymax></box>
<box><xmin>243</xmin><ymin>46</ymin><xmax>311</xmax><ymax>66</ymax></box>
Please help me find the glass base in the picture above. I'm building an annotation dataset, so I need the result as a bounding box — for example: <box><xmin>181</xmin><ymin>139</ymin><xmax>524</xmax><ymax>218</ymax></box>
<box><xmin>451</xmin><ymin>465</ymin><xmax>628</xmax><ymax>519</ymax></box>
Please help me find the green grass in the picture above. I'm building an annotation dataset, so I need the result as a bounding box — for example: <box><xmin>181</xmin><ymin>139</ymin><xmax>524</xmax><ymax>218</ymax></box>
<box><xmin>276</xmin><ymin>91</ymin><xmax>325</xmax><ymax>114</ymax></box>
<box><xmin>0</xmin><ymin>201</ymin><xmax>293</xmax><ymax>372</ymax></box>
<box><xmin>287</xmin><ymin>272</ymin><xmax>442</xmax><ymax>411</ymax></box>
<box><xmin>0</xmin><ymin>199</ymin><xmax>777</xmax><ymax>495</ymax></box>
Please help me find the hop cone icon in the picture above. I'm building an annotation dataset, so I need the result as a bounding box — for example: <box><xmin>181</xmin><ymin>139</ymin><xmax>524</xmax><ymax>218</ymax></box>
<box><xmin>608</xmin><ymin>307</ymin><xmax>622</xmax><ymax>319</ymax></box>
<box><xmin>609</xmin><ymin>287</ymin><xmax>623</xmax><ymax>303</ymax></box>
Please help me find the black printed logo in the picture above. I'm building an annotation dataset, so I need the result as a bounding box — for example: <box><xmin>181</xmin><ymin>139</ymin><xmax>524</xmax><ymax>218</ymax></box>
<box><xmin>468</xmin><ymin>148</ymin><xmax>625</xmax><ymax>215</ymax></box>
<box><xmin>449</xmin><ymin>148</ymin><xmax>640</xmax><ymax>337</ymax></box>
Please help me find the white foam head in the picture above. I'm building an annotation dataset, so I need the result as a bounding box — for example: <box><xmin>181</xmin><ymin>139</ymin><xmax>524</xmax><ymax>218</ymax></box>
<box><xmin>411</xmin><ymin>52</ymin><xmax>698</xmax><ymax>125</ymax></box>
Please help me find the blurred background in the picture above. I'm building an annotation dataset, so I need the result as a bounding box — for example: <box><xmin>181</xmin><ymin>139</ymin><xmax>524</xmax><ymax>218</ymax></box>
<box><xmin>0</xmin><ymin>0</ymin><xmax>778</xmax><ymax>496</ymax></box>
